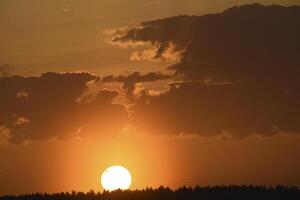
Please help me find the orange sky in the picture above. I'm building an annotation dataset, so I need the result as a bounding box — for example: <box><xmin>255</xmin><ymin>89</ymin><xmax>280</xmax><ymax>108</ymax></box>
<box><xmin>1</xmin><ymin>134</ymin><xmax>300</xmax><ymax>195</ymax></box>
<box><xmin>0</xmin><ymin>0</ymin><xmax>299</xmax><ymax>76</ymax></box>
<box><xmin>1</xmin><ymin>0</ymin><xmax>300</xmax><ymax>195</ymax></box>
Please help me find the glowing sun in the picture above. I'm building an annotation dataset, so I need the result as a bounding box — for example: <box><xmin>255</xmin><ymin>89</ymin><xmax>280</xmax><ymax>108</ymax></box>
<box><xmin>101</xmin><ymin>165</ymin><xmax>132</xmax><ymax>191</ymax></box>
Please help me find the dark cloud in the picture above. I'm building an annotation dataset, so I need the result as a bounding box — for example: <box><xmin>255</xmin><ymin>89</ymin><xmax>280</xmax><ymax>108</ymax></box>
<box><xmin>0</xmin><ymin>72</ymin><xmax>128</xmax><ymax>144</ymax></box>
<box><xmin>115</xmin><ymin>3</ymin><xmax>300</xmax><ymax>82</ymax></box>
<box><xmin>132</xmin><ymin>80</ymin><xmax>300</xmax><ymax>138</ymax></box>
<box><xmin>114</xmin><ymin>4</ymin><xmax>300</xmax><ymax>137</ymax></box>
<box><xmin>2</xmin><ymin>4</ymin><xmax>300</xmax><ymax>141</ymax></box>
<box><xmin>102</xmin><ymin>72</ymin><xmax>172</xmax><ymax>100</ymax></box>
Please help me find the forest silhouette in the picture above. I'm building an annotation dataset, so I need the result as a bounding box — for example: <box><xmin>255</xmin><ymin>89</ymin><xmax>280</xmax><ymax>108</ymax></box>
<box><xmin>1</xmin><ymin>186</ymin><xmax>299</xmax><ymax>200</ymax></box>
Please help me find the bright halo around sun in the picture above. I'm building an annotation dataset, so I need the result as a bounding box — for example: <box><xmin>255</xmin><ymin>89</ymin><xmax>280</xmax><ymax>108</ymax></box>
<box><xmin>101</xmin><ymin>165</ymin><xmax>132</xmax><ymax>191</ymax></box>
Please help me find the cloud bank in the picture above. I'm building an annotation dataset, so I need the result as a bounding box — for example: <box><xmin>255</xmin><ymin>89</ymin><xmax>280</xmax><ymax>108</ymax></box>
<box><xmin>0</xmin><ymin>72</ymin><xmax>128</xmax><ymax>144</ymax></box>
<box><xmin>2</xmin><ymin>4</ymin><xmax>300</xmax><ymax>143</ymax></box>
<box><xmin>113</xmin><ymin>4</ymin><xmax>300</xmax><ymax>138</ymax></box>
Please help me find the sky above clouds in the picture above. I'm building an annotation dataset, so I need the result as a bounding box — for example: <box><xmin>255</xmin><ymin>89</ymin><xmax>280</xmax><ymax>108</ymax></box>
<box><xmin>1</xmin><ymin>0</ymin><xmax>300</xmax><ymax>75</ymax></box>
<box><xmin>1</xmin><ymin>0</ymin><xmax>300</xmax><ymax>195</ymax></box>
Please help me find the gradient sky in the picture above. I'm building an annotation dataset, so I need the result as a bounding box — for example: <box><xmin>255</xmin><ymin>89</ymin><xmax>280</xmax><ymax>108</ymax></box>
<box><xmin>1</xmin><ymin>0</ymin><xmax>299</xmax><ymax>75</ymax></box>
<box><xmin>1</xmin><ymin>0</ymin><xmax>300</xmax><ymax>195</ymax></box>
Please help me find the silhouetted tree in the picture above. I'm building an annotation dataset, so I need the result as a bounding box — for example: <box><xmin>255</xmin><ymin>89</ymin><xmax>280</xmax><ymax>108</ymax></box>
<box><xmin>1</xmin><ymin>185</ymin><xmax>299</xmax><ymax>200</ymax></box>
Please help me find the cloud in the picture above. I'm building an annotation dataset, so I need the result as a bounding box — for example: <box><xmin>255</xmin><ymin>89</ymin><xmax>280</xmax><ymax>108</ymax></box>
<box><xmin>114</xmin><ymin>3</ymin><xmax>300</xmax><ymax>82</ymax></box>
<box><xmin>111</xmin><ymin>4</ymin><xmax>300</xmax><ymax>138</ymax></box>
<box><xmin>0</xmin><ymin>64</ymin><xmax>14</xmax><ymax>78</ymax></box>
<box><xmin>16</xmin><ymin>90</ymin><xmax>29</xmax><ymax>99</ymax></box>
<box><xmin>0</xmin><ymin>72</ymin><xmax>128</xmax><ymax>144</ymax></box>
<box><xmin>0</xmin><ymin>127</ymin><xmax>10</xmax><ymax>145</ymax></box>
<box><xmin>2</xmin><ymin>4</ymin><xmax>300</xmax><ymax>141</ymax></box>
<box><xmin>105</xmin><ymin>26</ymin><xmax>152</xmax><ymax>49</ymax></box>
<box><xmin>130</xmin><ymin>41</ymin><xmax>185</xmax><ymax>63</ymax></box>
<box><xmin>102</xmin><ymin>72</ymin><xmax>172</xmax><ymax>100</ymax></box>
<box><xmin>131</xmin><ymin>80</ymin><xmax>300</xmax><ymax>138</ymax></box>
<box><xmin>14</xmin><ymin>117</ymin><xmax>30</xmax><ymax>126</ymax></box>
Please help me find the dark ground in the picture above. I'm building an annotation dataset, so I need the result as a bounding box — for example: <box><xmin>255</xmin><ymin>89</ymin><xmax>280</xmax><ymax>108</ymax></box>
<box><xmin>1</xmin><ymin>186</ymin><xmax>300</xmax><ymax>200</ymax></box>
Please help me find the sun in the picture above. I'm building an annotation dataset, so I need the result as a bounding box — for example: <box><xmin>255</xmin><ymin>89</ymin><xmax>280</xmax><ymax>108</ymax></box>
<box><xmin>101</xmin><ymin>165</ymin><xmax>132</xmax><ymax>191</ymax></box>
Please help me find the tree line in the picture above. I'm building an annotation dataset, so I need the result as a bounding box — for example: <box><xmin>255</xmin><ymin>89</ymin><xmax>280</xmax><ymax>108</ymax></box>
<box><xmin>1</xmin><ymin>185</ymin><xmax>299</xmax><ymax>200</ymax></box>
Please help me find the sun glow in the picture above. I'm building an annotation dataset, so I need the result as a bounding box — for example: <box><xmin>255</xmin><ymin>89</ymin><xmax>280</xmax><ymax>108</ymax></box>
<box><xmin>101</xmin><ymin>166</ymin><xmax>132</xmax><ymax>191</ymax></box>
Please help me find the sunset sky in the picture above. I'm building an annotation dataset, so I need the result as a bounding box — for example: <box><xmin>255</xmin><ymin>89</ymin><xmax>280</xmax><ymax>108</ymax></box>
<box><xmin>1</xmin><ymin>0</ymin><xmax>300</xmax><ymax>195</ymax></box>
